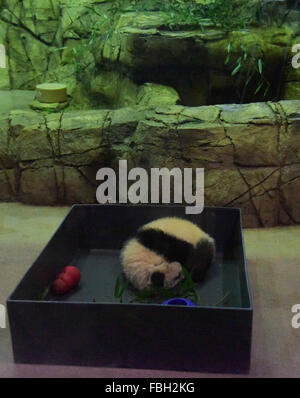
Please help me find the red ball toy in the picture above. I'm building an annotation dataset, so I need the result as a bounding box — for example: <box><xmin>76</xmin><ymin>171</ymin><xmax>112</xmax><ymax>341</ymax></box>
<box><xmin>51</xmin><ymin>265</ymin><xmax>81</xmax><ymax>295</ymax></box>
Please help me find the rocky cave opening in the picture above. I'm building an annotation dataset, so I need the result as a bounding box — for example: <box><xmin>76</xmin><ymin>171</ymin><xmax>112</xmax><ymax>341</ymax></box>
<box><xmin>131</xmin><ymin>62</ymin><xmax>286</xmax><ymax>107</ymax></box>
<box><xmin>1</xmin><ymin>0</ymin><xmax>300</xmax><ymax>110</ymax></box>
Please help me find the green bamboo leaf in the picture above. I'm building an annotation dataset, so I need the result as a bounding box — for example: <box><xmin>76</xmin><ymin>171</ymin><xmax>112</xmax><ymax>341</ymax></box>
<box><xmin>258</xmin><ymin>58</ymin><xmax>263</xmax><ymax>75</ymax></box>
<box><xmin>53</xmin><ymin>46</ymin><xmax>68</xmax><ymax>52</ymax></box>
<box><xmin>232</xmin><ymin>63</ymin><xmax>241</xmax><ymax>76</ymax></box>
<box><xmin>114</xmin><ymin>277</ymin><xmax>121</xmax><ymax>298</ymax></box>
<box><xmin>119</xmin><ymin>279</ymin><xmax>129</xmax><ymax>296</ymax></box>
<box><xmin>245</xmin><ymin>74</ymin><xmax>252</xmax><ymax>86</ymax></box>
<box><xmin>38</xmin><ymin>286</ymin><xmax>50</xmax><ymax>301</ymax></box>
<box><xmin>264</xmin><ymin>87</ymin><xmax>269</xmax><ymax>97</ymax></box>
<box><xmin>254</xmin><ymin>81</ymin><xmax>264</xmax><ymax>95</ymax></box>
<box><xmin>115</xmin><ymin>267</ymin><xmax>199</xmax><ymax>305</ymax></box>
<box><xmin>263</xmin><ymin>85</ymin><xmax>270</xmax><ymax>97</ymax></box>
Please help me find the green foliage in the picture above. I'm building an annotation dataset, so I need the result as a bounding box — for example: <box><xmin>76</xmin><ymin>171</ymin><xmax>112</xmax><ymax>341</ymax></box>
<box><xmin>114</xmin><ymin>277</ymin><xmax>129</xmax><ymax>303</ymax></box>
<box><xmin>53</xmin><ymin>4</ymin><xmax>114</xmax><ymax>79</ymax></box>
<box><xmin>37</xmin><ymin>286</ymin><xmax>50</xmax><ymax>301</ymax></box>
<box><xmin>54</xmin><ymin>0</ymin><xmax>274</xmax><ymax>99</ymax></box>
<box><xmin>205</xmin><ymin>0</ymin><xmax>261</xmax><ymax>32</ymax></box>
<box><xmin>114</xmin><ymin>267</ymin><xmax>231</xmax><ymax>306</ymax></box>
<box><xmin>114</xmin><ymin>267</ymin><xmax>200</xmax><ymax>305</ymax></box>
<box><xmin>71</xmin><ymin>39</ymin><xmax>93</xmax><ymax>78</ymax></box>
<box><xmin>111</xmin><ymin>0</ymin><xmax>265</xmax><ymax>32</ymax></box>
<box><xmin>225</xmin><ymin>42</ymin><xmax>271</xmax><ymax>97</ymax></box>
<box><xmin>179</xmin><ymin>267</ymin><xmax>199</xmax><ymax>303</ymax></box>
<box><xmin>123</xmin><ymin>0</ymin><xmax>291</xmax><ymax>31</ymax></box>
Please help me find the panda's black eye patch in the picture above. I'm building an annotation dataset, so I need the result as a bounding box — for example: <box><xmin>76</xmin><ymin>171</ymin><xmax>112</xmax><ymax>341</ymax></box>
<box><xmin>151</xmin><ymin>272</ymin><xmax>165</xmax><ymax>287</ymax></box>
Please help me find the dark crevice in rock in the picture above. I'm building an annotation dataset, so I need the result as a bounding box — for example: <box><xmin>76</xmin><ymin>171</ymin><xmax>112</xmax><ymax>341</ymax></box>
<box><xmin>251</xmin><ymin>186</ymin><xmax>279</xmax><ymax>199</ymax></box>
<box><xmin>57</xmin><ymin>111</ymin><xmax>65</xmax><ymax>157</ymax></box>
<box><xmin>268</xmin><ymin>101</ymin><xmax>286</xmax><ymax>165</ymax></box>
<box><xmin>102</xmin><ymin>110</ymin><xmax>113</xmax><ymax>149</ymax></box>
<box><xmin>19</xmin><ymin>160</ymin><xmax>54</xmax><ymax>169</ymax></box>
<box><xmin>233</xmin><ymin>162</ymin><xmax>281</xmax><ymax>168</ymax></box>
<box><xmin>173</xmin><ymin>107</ymin><xmax>185</xmax><ymax>162</ymax></box>
<box><xmin>224</xmin><ymin>167</ymin><xmax>280</xmax><ymax>208</ymax></box>
<box><xmin>42</xmin><ymin>114</ymin><xmax>56</xmax><ymax>159</ymax></box>
<box><xmin>281</xmin><ymin>172</ymin><xmax>300</xmax><ymax>187</ymax></box>
<box><xmin>278</xmin><ymin>185</ymin><xmax>297</xmax><ymax>224</ymax></box>
<box><xmin>1</xmin><ymin>168</ymin><xmax>14</xmax><ymax>198</ymax></box>
<box><xmin>277</xmin><ymin>161</ymin><xmax>284</xmax><ymax>223</ymax></box>
<box><xmin>53</xmin><ymin>166</ymin><xmax>60</xmax><ymax>203</ymax></box>
<box><xmin>218</xmin><ymin>110</ymin><xmax>236</xmax><ymax>160</ymax></box>
<box><xmin>7</xmin><ymin>114</ymin><xmax>13</xmax><ymax>155</ymax></box>
<box><xmin>76</xmin><ymin>167</ymin><xmax>98</xmax><ymax>188</ymax></box>
<box><xmin>58</xmin><ymin>146</ymin><xmax>106</xmax><ymax>159</ymax></box>
<box><xmin>14</xmin><ymin>166</ymin><xmax>22</xmax><ymax>198</ymax></box>
<box><xmin>60</xmin><ymin>165</ymin><xmax>66</xmax><ymax>203</ymax></box>
<box><xmin>236</xmin><ymin>167</ymin><xmax>263</xmax><ymax>227</ymax></box>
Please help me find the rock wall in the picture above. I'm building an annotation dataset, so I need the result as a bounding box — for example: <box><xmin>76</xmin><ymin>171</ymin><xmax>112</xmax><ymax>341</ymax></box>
<box><xmin>1</xmin><ymin>100</ymin><xmax>300</xmax><ymax>228</ymax></box>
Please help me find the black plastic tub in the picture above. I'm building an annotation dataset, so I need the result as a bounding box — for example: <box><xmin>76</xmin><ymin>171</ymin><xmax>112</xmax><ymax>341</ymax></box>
<box><xmin>7</xmin><ymin>205</ymin><xmax>253</xmax><ymax>373</ymax></box>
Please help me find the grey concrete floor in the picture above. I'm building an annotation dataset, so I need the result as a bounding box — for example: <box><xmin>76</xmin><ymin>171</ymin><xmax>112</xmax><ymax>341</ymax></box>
<box><xmin>0</xmin><ymin>90</ymin><xmax>35</xmax><ymax>113</ymax></box>
<box><xmin>0</xmin><ymin>203</ymin><xmax>299</xmax><ymax>378</ymax></box>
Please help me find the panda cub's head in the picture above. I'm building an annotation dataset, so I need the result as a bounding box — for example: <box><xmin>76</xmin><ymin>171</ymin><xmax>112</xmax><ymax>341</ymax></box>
<box><xmin>150</xmin><ymin>261</ymin><xmax>183</xmax><ymax>289</ymax></box>
<box><xmin>121</xmin><ymin>217</ymin><xmax>215</xmax><ymax>291</ymax></box>
<box><xmin>120</xmin><ymin>237</ymin><xmax>184</xmax><ymax>290</ymax></box>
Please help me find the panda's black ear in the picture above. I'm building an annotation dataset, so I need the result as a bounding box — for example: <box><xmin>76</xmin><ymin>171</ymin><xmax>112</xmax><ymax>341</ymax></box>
<box><xmin>151</xmin><ymin>271</ymin><xmax>165</xmax><ymax>287</ymax></box>
<box><xmin>188</xmin><ymin>238</ymin><xmax>215</xmax><ymax>282</ymax></box>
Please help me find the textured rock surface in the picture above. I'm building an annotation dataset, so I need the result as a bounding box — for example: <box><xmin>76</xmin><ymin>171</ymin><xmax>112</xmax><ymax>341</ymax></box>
<box><xmin>1</xmin><ymin>100</ymin><xmax>300</xmax><ymax>228</ymax></box>
<box><xmin>30</xmin><ymin>99</ymin><xmax>69</xmax><ymax>112</ymax></box>
<box><xmin>136</xmin><ymin>83</ymin><xmax>181</xmax><ymax>107</ymax></box>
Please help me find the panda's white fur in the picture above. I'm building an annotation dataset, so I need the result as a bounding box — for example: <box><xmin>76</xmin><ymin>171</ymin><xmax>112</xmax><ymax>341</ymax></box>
<box><xmin>121</xmin><ymin>217</ymin><xmax>215</xmax><ymax>291</ymax></box>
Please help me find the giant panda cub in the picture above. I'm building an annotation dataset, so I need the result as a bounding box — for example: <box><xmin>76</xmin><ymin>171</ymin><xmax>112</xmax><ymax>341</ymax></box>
<box><xmin>121</xmin><ymin>217</ymin><xmax>215</xmax><ymax>291</ymax></box>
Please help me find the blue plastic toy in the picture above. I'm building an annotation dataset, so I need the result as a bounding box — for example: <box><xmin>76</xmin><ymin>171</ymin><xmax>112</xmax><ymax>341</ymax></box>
<box><xmin>162</xmin><ymin>298</ymin><xmax>196</xmax><ymax>306</ymax></box>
